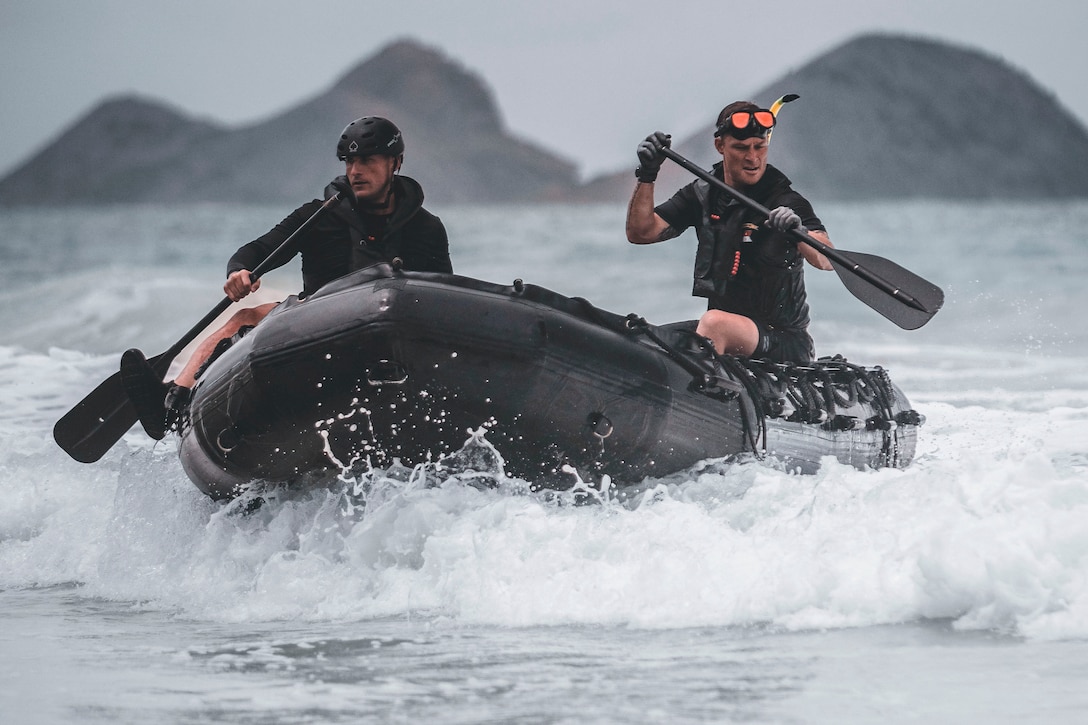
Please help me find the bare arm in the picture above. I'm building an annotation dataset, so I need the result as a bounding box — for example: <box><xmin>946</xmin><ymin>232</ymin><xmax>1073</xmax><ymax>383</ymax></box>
<box><xmin>626</xmin><ymin>182</ymin><xmax>679</xmax><ymax>245</ymax></box>
<box><xmin>799</xmin><ymin>229</ymin><xmax>834</xmax><ymax>271</ymax></box>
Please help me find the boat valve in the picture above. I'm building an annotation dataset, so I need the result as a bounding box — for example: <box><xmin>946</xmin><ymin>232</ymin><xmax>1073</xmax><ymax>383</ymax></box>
<box><xmin>366</xmin><ymin>360</ymin><xmax>408</xmax><ymax>386</ymax></box>
<box><xmin>216</xmin><ymin>426</ymin><xmax>241</xmax><ymax>453</ymax></box>
<box><xmin>588</xmin><ymin>412</ymin><xmax>613</xmax><ymax>439</ymax></box>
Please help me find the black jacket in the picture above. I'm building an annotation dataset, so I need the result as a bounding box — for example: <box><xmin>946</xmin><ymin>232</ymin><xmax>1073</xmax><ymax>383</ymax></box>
<box><xmin>228</xmin><ymin>175</ymin><xmax>451</xmax><ymax>298</ymax></box>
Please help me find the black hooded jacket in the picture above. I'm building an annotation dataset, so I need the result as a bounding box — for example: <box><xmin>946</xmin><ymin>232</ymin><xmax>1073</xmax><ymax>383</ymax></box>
<box><xmin>227</xmin><ymin>174</ymin><xmax>451</xmax><ymax>298</ymax></box>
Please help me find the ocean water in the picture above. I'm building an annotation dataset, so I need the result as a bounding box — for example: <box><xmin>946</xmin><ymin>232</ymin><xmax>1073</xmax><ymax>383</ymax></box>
<box><xmin>1</xmin><ymin>199</ymin><xmax>1087</xmax><ymax>723</ymax></box>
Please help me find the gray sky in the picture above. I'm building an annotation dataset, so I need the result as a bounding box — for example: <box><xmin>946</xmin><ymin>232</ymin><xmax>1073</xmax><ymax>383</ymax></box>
<box><xmin>2</xmin><ymin>0</ymin><xmax>1086</xmax><ymax>179</ymax></box>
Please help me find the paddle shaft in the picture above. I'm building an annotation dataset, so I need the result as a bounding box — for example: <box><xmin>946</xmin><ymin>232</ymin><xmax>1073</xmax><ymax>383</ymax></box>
<box><xmin>157</xmin><ymin>192</ymin><xmax>347</xmax><ymax>361</ymax></box>
<box><xmin>53</xmin><ymin>191</ymin><xmax>349</xmax><ymax>463</ymax></box>
<box><xmin>659</xmin><ymin>147</ymin><xmax>930</xmax><ymax>313</ymax></box>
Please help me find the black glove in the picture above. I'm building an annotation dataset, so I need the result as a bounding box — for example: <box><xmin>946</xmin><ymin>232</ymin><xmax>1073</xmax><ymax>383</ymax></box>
<box><xmin>766</xmin><ymin>206</ymin><xmax>802</xmax><ymax>232</ymax></box>
<box><xmin>324</xmin><ymin>175</ymin><xmax>355</xmax><ymax>208</ymax></box>
<box><xmin>635</xmin><ymin>131</ymin><xmax>671</xmax><ymax>183</ymax></box>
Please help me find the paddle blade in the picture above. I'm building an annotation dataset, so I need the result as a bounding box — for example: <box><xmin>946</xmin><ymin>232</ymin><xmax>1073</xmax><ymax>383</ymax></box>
<box><xmin>830</xmin><ymin>251</ymin><xmax>945</xmax><ymax>330</ymax></box>
<box><xmin>53</xmin><ymin>371</ymin><xmax>139</xmax><ymax>463</ymax></box>
<box><xmin>53</xmin><ymin>352</ymin><xmax>172</xmax><ymax>463</ymax></box>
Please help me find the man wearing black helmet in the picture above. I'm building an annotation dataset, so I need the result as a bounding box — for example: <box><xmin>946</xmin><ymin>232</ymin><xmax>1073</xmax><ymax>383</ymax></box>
<box><xmin>625</xmin><ymin>99</ymin><xmax>834</xmax><ymax>364</ymax></box>
<box><xmin>122</xmin><ymin>116</ymin><xmax>451</xmax><ymax>440</ymax></box>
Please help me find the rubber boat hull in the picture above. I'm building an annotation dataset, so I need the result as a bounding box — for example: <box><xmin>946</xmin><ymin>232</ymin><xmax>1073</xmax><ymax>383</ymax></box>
<box><xmin>178</xmin><ymin>265</ymin><xmax>921</xmax><ymax>500</ymax></box>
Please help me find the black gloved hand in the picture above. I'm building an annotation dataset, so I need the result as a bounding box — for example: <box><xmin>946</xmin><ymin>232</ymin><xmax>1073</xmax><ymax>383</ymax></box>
<box><xmin>766</xmin><ymin>206</ymin><xmax>802</xmax><ymax>232</ymax></box>
<box><xmin>324</xmin><ymin>175</ymin><xmax>355</xmax><ymax>208</ymax></box>
<box><xmin>635</xmin><ymin>131</ymin><xmax>671</xmax><ymax>182</ymax></box>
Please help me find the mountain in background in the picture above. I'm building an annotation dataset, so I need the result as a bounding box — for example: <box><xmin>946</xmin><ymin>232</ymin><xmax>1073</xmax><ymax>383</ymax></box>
<box><xmin>2</xmin><ymin>33</ymin><xmax>1087</xmax><ymax>206</ymax></box>
<box><xmin>0</xmin><ymin>39</ymin><xmax>579</xmax><ymax>206</ymax></box>
<box><xmin>584</xmin><ymin>33</ymin><xmax>1088</xmax><ymax>201</ymax></box>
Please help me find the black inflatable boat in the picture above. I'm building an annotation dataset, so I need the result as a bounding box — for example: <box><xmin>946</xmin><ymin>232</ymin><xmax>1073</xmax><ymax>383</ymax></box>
<box><xmin>177</xmin><ymin>264</ymin><xmax>922</xmax><ymax>500</ymax></box>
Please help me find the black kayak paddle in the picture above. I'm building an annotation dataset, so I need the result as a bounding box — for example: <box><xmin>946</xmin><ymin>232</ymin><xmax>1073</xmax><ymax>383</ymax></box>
<box><xmin>53</xmin><ymin>192</ymin><xmax>348</xmax><ymax>463</ymax></box>
<box><xmin>660</xmin><ymin>147</ymin><xmax>944</xmax><ymax>330</ymax></box>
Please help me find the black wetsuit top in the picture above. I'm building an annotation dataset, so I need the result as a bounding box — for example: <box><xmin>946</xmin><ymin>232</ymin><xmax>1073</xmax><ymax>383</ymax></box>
<box><xmin>228</xmin><ymin>174</ymin><xmax>451</xmax><ymax>298</ymax></box>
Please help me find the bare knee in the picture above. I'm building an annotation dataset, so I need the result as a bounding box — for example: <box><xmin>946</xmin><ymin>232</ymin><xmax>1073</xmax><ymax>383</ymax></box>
<box><xmin>231</xmin><ymin>303</ymin><xmax>276</xmax><ymax>328</ymax></box>
<box><xmin>696</xmin><ymin>310</ymin><xmax>759</xmax><ymax>356</ymax></box>
<box><xmin>697</xmin><ymin>309</ymin><xmax>729</xmax><ymax>331</ymax></box>
<box><xmin>220</xmin><ymin>303</ymin><xmax>276</xmax><ymax>334</ymax></box>
<box><xmin>175</xmin><ymin>303</ymin><xmax>276</xmax><ymax>388</ymax></box>
<box><xmin>696</xmin><ymin>309</ymin><xmax>735</xmax><ymax>340</ymax></box>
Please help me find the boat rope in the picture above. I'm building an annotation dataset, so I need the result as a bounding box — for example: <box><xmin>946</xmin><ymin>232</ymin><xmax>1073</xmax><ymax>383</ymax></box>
<box><xmin>623</xmin><ymin>315</ymin><xmax>717</xmax><ymax>384</ymax></box>
<box><xmin>624</xmin><ymin>315</ymin><xmax>767</xmax><ymax>455</ymax></box>
<box><xmin>737</xmin><ymin>355</ymin><xmax>911</xmax><ymax>466</ymax></box>
<box><xmin>738</xmin><ymin>356</ymin><xmax>899</xmax><ymax>424</ymax></box>
<box><xmin>622</xmin><ymin>317</ymin><xmax>919</xmax><ymax>466</ymax></box>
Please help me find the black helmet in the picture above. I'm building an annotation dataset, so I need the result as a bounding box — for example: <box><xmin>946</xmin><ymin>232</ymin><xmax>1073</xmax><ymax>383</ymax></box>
<box><xmin>336</xmin><ymin>117</ymin><xmax>405</xmax><ymax>160</ymax></box>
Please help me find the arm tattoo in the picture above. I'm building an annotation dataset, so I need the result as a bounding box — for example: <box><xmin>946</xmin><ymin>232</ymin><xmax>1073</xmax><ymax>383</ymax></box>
<box><xmin>656</xmin><ymin>226</ymin><xmax>681</xmax><ymax>242</ymax></box>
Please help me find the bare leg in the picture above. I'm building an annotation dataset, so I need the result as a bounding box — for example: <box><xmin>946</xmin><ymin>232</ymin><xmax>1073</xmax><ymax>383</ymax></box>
<box><xmin>174</xmin><ymin>303</ymin><xmax>278</xmax><ymax>387</ymax></box>
<box><xmin>695</xmin><ymin>309</ymin><xmax>760</xmax><ymax>356</ymax></box>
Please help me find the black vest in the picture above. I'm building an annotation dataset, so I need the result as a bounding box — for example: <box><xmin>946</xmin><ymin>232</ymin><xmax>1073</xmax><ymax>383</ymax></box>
<box><xmin>690</xmin><ymin>164</ymin><xmax>811</xmax><ymax>333</ymax></box>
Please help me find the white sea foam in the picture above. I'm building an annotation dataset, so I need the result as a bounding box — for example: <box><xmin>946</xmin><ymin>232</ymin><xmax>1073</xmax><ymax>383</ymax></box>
<box><xmin>4</xmin><ymin>345</ymin><xmax>1086</xmax><ymax>640</ymax></box>
<box><xmin>4</xmin><ymin>200</ymin><xmax>1088</xmax><ymax>642</ymax></box>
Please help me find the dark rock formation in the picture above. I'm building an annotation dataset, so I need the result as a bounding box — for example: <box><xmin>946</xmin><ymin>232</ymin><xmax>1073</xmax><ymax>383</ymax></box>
<box><xmin>588</xmin><ymin>33</ymin><xmax>1088</xmax><ymax>201</ymax></box>
<box><xmin>3</xmin><ymin>33</ymin><xmax>1086</xmax><ymax>205</ymax></box>
<box><xmin>0</xmin><ymin>39</ymin><xmax>579</xmax><ymax>205</ymax></box>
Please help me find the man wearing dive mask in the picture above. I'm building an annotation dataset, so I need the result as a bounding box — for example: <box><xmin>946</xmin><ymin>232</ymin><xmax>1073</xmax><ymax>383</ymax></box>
<box><xmin>625</xmin><ymin>99</ymin><xmax>834</xmax><ymax>363</ymax></box>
